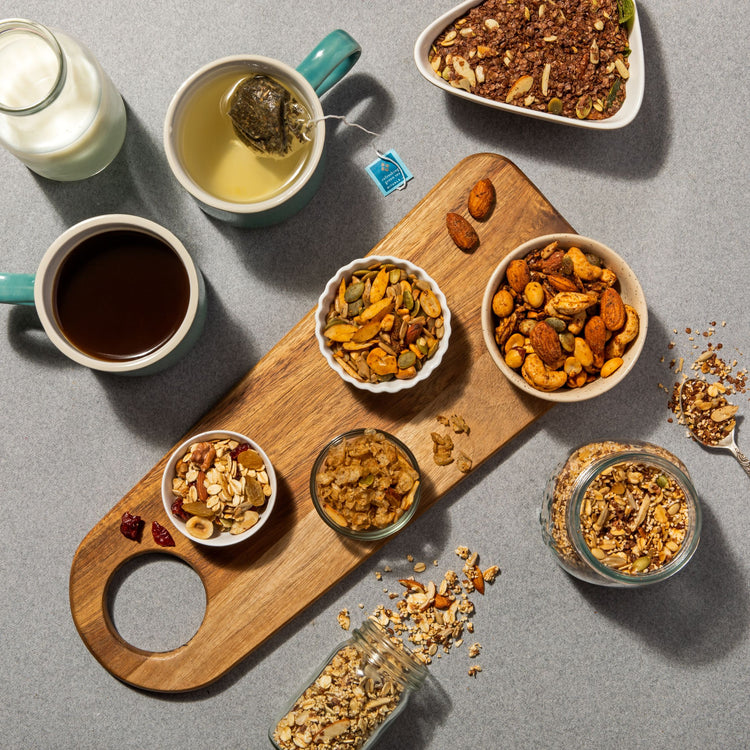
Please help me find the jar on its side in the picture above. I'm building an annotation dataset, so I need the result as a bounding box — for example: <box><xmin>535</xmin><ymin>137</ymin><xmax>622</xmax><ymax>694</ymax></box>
<box><xmin>270</xmin><ymin>619</ymin><xmax>427</xmax><ymax>749</ymax></box>
<box><xmin>540</xmin><ymin>440</ymin><xmax>701</xmax><ymax>587</ymax></box>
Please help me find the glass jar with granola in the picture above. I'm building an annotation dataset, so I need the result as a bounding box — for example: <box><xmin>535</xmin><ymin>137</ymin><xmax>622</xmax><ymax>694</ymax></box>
<box><xmin>540</xmin><ymin>441</ymin><xmax>701</xmax><ymax>587</ymax></box>
<box><xmin>270</xmin><ymin>619</ymin><xmax>427</xmax><ymax>749</ymax></box>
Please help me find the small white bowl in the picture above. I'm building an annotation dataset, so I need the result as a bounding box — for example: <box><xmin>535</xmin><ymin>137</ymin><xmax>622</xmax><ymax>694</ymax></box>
<box><xmin>161</xmin><ymin>429</ymin><xmax>277</xmax><ymax>547</ymax></box>
<box><xmin>481</xmin><ymin>233</ymin><xmax>648</xmax><ymax>402</ymax></box>
<box><xmin>315</xmin><ymin>255</ymin><xmax>451</xmax><ymax>393</ymax></box>
<box><xmin>414</xmin><ymin>0</ymin><xmax>644</xmax><ymax>130</ymax></box>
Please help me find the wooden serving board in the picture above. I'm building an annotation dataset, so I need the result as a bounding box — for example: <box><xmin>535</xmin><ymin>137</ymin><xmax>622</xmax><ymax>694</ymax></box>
<box><xmin>69</xmin><ymin>153</ymin><xmax>571</xmax><ymax>692</ymax></box>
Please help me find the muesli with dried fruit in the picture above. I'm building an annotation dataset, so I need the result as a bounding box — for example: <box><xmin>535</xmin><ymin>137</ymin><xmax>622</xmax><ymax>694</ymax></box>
<box><xmin>490</xmin><ymin>240</ymin><xmax>639</xmax><ymax>392</ymax></box>
<box><xmin>428</xmin><ymin>0</ymin><xmax>634</xmax><ymax>121</ymax></box>
<box><xmin>169</xmin><ymin>437</ymin><xmax>272</xmax><ymax>539</ymax></box>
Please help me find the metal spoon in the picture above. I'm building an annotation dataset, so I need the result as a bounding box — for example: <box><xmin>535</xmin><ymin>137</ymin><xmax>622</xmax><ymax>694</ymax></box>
<box><xmin>679</xmin><ymin>379</ymin><xmax>750</xmax><ymax>478</ymax></box>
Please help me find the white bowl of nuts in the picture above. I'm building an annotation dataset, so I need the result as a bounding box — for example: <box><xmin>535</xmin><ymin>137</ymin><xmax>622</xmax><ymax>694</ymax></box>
<box><xmin>161</xmin><ymin>430</ymin><xmax>277</xmax><ymax>547</ymax></box>
<box><xmin>481</xmin><ymin>233</ymin><xmax>647</xmax><ymax>402</ymax></box>
<box><xmin>414</xmin><ymin>0</ymin><xmax>645</xmax><ymax>130</ymax></box>
<box><xmin>315</xmin><ymin>256</ymin><xmax>451</xmax><ymax>393</ymax></box>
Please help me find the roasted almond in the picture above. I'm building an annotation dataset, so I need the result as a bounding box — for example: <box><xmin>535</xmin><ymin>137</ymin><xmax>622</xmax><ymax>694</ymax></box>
<box><xmin>584</xmin><ymin>315</ymin><xmax>607</xmax><ymax>369</ymax></box>
<box><xmin>467</xmin><ymin>177</ymin><xmax>495</xmax><ymax>220</ymax></box>
<box><xmin>506</xmin><ymin>258</ymin><xmax>531</xmax><ymax>293</ymax></box>
<box><xmin>600</xmin><ymin>286</ymin><xmax>626</xmax><ymax>331</ymax></box>
<box><xmin>446</xmin><ymin>212</ymin><xmax>479</xmax><ymax>251</ymax></box>
<box><xmin>546</xmin><ymin>273</ymin><xmax>579</xmax><ymax>292</ymax></box>
<box><xmin>529</xmin><ymin>319</ymin><xmax>564</xmax><ymax>368</ymax></box>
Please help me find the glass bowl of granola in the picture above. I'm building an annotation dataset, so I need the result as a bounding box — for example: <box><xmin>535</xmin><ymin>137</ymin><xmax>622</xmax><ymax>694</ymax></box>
<box><xmin>315</xmin><ymin>256</ymin><xmax>451</xmax><ymax>393</ymax></box>
<box><xmin>481</xmin><ymin>233</ymin><xmax>648</xmax><ymax>402</ymax></box>
<box><xmin>310</xmin><ymin>428</ymin><xmax>421</xmax><ymax>541</ymax></box>
<box><xmin>414</xmin><ymin>0</ymin><xmax>645</xmax><ymax>130</ymax></box>
<box><xmin>161</xmin><ymin>429</ymin><xmax>277</xmax><ymax>547</ymax></box>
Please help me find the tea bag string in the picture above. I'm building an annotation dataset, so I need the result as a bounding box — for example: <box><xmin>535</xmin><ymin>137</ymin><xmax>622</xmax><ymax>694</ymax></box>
<box><xmin>300</xmin><ymin>114</ymin><xmax>408</xmax><ymax>191</ymax></box>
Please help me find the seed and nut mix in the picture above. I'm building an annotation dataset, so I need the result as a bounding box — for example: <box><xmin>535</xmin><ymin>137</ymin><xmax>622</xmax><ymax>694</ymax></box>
<box><xmin>491</xmin><ymin>240</ymin><xmax>640</xmax><ymax>392</ymax></box>
<box><xmin>170</xmin><ymin>438</ymin><xmax>272</xmax><ymax>539</ymax></box>
<box><xmin>550</xmin><ymin>442</ymin><xmax>691</xmax><ymax>575</ymax></box>
<box><xmin>428</xmin><ymin>0</ymin><xmax>633</xmax><ymax>121</ymax></box>
<box><xmin>272</xmin><ymin>635</ymin><xmax>404</xmax><ymax>750</ymax></box>
<box><xmin>323</xmin><ymin>262</ymin><xmax>446</xmax><ymax>383</ymax></box>
<box><xmin>674</xmin><ymin>378</ymin><xmax>739</xmax><ymax>446</ymax></box>
<box><xmin>314</xmin><ymin>430</ymin><xmax>420</xmax><ymax>531</ymax></box>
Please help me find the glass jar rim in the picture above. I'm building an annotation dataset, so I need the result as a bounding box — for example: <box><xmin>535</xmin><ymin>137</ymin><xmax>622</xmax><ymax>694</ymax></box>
<box><xmin>0</xmin><ymin>18</ymin><xmax>67</xmax><ymax>115</ymax></box>
<box><xmin>354</xmin><ymin>619</ymin><xmax>428</xmax><ymax>689</ymax></box>
<box><xmin>566</xmin><ymin>445</ymin><xmax>702</xmax><ymax>585</ymax></box>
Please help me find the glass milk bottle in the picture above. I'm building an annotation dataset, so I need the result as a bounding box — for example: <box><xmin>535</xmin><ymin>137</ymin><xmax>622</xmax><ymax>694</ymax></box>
<box><xmin>0</xmin><ymin>18</ymin><xmax>126</xmax><ymax>180</ymax></box>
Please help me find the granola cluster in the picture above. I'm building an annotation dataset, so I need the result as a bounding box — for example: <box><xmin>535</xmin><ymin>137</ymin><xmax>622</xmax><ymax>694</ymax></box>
<box><xmin>431</xmin><ymin>413</ymin><xmax>473</xmax><ymax>472</ymax></box>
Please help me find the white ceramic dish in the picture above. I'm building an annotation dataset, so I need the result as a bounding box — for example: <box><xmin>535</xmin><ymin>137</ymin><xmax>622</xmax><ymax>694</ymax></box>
<box><xmin>161</xmin><ymin>430</ymin><xmax>277</xmax><ymax>547</ymax></box>
<box><xmin>316</xmin><ymin>255</ymin><xmax>451</xmax><ymax>393</ymax></box>
<box><xmin>481</xmin><ymin>233</ymin><xmax>648</xmax><ymax>402</ymax></box>
<box><xmin>414</xmin><ymin>0</ymin><xmax>645</xmax><ymax>130</ymax></box>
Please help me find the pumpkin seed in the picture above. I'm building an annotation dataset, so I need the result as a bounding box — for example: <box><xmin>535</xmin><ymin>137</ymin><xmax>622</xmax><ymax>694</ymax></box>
<box><xmin>575</xmin><ymin>94</ymin><xmax>592</xmax><ymax>119</ymax></box>
<box><xmin>632</xmin><ymin>555</ymin><xmax>651</xmax><ymax>573</ymax></box>
<box><xmin>402</xmin><ymin>288</ymin><xmax>414</xmax><ymax>310</ymax></box>
<box><xmin>547</xmin><ymin>97</ymin><xmax>563</xmax><ymax>115</ymax></box>
<box><xmin>545</xmin><ymin>317</ymin><xmax>566</xmax><ymax>333</ymax></box>
<box><xmin>344</xmin><ymin>282</ymin><xmax>364</xmax><ymax>303</ymax></box>
<box><xmin>398</xmin><ymin>350</ymin><xmax>417</xmax><ymax>369</ymax></box>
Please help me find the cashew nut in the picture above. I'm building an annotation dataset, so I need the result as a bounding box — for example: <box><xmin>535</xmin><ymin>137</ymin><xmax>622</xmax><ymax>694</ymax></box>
<box><xmin>521</xmin><ymin>353</ymin><xmax>568</xmax><ymax>391</ymax></box>
<box><xmin>605</xmin><ymin>305</ymin><xmax>640</xmax><ymax>358</ymax></box>
<box><xmin>566</xmin><ymin>247</ymin><xmax>603</xmax><ymax>281</ymax></box>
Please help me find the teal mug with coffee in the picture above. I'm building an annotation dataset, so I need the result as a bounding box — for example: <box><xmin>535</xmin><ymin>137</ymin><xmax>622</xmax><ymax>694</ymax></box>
<box><xmin>163</xmin><ymin>29</ymin><xmax>361</xmax><ymax>227</ymax></box>
<box><xmin>0</xmin><ymin>214</ymin><xmax>206</xmax><ymax>374</ymax></box>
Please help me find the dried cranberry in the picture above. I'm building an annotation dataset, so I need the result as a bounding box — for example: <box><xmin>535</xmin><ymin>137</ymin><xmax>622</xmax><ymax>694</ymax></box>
<box><xmin>151</xmin><ymin>521</ymin><xmax>175</xmax><ymax>547</ymax></box>
<box><xmin>229</xmin><ymin>443</ymin><xmax>252</xmax><ymax>460</ymax></box>
<box><xmin>171</xmin><ymin>497</ymin><xmax>190</xmax><ymax>522</ymax></box>
<box><xmin>120</xmin><ymin>512</ymin><xmax>144</xmax><ymax>541</ymax></box>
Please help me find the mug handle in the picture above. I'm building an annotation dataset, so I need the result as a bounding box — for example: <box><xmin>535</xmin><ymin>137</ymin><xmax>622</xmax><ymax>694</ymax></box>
<box><xmin>296</xmin><ymin>29</ymin><xmax>361</xmax><ymax>97</ymax></box>
<box><xmin>0</xmin><ymin>273</ymin><xmax>35</xmax><ymax>305</ymax></box>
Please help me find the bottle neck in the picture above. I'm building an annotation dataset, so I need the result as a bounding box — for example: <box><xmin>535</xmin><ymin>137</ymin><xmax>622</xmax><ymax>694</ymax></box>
<box><xmin>0</xmin><ymin>18</ymin><xmax>67</xmax><ymax>116</ymax></box>
<box><xmin>353</xmin><ymin>619</ymin><xmax>428</xmax><ymax>691</ymax></box>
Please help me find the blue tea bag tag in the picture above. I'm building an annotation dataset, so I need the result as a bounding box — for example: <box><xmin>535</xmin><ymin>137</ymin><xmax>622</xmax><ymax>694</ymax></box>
<box><xmin>366</xmin><ymin>150</ymin><xmax>413</xmax><ymax>196</ymax></box>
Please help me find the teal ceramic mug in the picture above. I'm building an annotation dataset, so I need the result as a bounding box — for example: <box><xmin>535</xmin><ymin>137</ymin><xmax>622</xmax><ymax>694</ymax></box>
<box><xmin>0</xmin><ymin>214</ymin><xmax>206</xmax><ymax>375</ymax></box>
<box><xmin>163</xmin><ymin>29</ymin><xmax>361</xmax><ymax>227</ymax></box>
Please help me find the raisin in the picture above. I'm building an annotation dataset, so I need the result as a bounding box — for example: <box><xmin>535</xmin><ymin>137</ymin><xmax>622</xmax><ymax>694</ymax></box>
<box><xmin>120</xmin><ymin>512</ymin><xmax>144</xmax><ymax>541</ymax></box>
<box><xmin>151</xmin><ymin>521</ymin><xmax>175</xmax><ymax>547</ymax></box>
<box><xmin>171</xmin><ymin>497</ymin><xmax>190</xmax><ymax>522</ymax></box>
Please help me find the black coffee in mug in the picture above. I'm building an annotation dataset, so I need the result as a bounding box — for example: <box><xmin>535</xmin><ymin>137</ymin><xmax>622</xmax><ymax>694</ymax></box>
<box><xmin>53</xmin><ymin>229</ymin><xmax>191</xmax><ymax>361</ymax></box>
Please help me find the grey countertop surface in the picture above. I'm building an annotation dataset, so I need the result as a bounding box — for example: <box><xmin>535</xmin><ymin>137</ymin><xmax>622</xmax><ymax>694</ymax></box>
<box><xmin>1</xmin><ymin>2</ymin><xmax>748</xmax><ymax>748</ymax></box>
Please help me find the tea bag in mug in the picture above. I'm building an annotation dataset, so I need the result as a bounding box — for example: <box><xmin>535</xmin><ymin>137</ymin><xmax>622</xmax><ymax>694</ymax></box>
<box><xmin>228</xmin><ymin>75</ymin><xmax>309</xmax><ymax>156</ymax></box>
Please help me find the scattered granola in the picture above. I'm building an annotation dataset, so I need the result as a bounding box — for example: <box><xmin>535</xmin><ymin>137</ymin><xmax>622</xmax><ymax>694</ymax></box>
<box><xmin>350</xmin><ymin>547</ymin><xmax>498</xmax><ymax>669</ymax></box>
<box><xmin>169</xmin><ymin>437</ymin><xmax>272</xmax><ymax>539</ymax></box>
<box><xmin>314</xmin><ymin>429</ymin><xmax>420</xmax><ymax>532</ymax></box>
<box><xmin>431</xmin><ymin>414</ymin><xmax>473</xmax><ymax>471</ymax></box>
<box><xmin>337</xmin><ymin>609</ymin><xmax>351</xmax><ymax>631</ymax></box>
